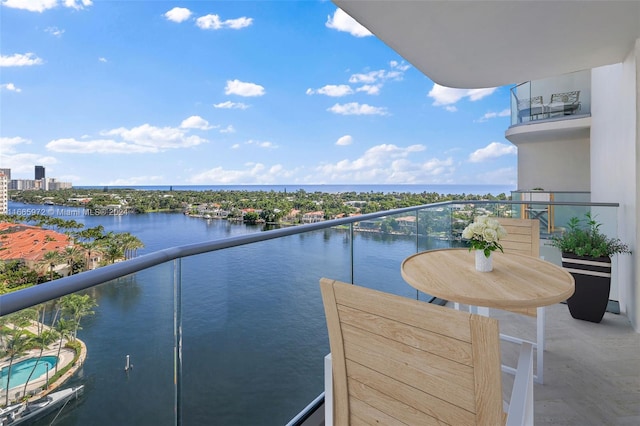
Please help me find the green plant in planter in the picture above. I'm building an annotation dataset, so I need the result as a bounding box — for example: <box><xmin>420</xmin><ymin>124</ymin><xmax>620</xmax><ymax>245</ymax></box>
<box><xmin>551</xmin><ymin>212</ymin><xmax>631</xmax><ymax>323</ymax></box>
<box><xmin>551</xmin><ymin>212</ymin><xmax>631</xmax><ymax>257</ymax></box>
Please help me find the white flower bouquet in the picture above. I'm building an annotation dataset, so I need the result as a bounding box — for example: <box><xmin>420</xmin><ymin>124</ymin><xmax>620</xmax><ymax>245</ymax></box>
<box><xmin>462</xmin><ymin>216</ymin><xmax>507</xmax><ymax>257</ymax></box>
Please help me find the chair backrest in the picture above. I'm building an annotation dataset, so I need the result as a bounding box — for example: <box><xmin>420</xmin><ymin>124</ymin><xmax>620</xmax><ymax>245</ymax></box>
<box><xmin>320</xmin><ymin>278</ymin><xmax>505</xmax><ymax>425</ymax></box>
<box><xmin>496</xmin><ymin>218</ymin><xmax>540</xmax><ymax>317</ymax></box>
<box><xmin>496</xmin><ymin>217</ymin><xmax>540</xmax><ymax>258</ymax></box>
<box><xmin>550</xmin><ymin>90</ymin><xmax>580</xmax><ymax>104</ymax></box>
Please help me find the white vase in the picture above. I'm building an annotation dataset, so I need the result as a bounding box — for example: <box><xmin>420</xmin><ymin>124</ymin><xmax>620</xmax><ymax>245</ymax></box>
<box><xmin>475</xmin><ymin>250</ymin><xmax>493</xmax><ymax>272</ymax></box>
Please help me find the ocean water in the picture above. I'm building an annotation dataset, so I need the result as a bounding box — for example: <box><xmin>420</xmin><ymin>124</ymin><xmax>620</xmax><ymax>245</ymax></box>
<box><xmin>76</xmin><ymin>183</ymin><xmax>516</xmax><ymax>196</ymax></box>
<box><xmin>5</xmin><ymin>201</ymin><xmax>459</xmax><ymax>425</ymax></box>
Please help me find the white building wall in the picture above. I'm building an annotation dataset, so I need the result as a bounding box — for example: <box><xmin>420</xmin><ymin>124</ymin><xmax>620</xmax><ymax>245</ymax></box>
<box><xmin>590</xmin><ymin>41</ymin><xmax>638</xmax><ymax>330</ymax></box>
<box><xmin>517</xmin><ymin>138</ymin><xmax>590</xmax><ymax>191</ymax></box>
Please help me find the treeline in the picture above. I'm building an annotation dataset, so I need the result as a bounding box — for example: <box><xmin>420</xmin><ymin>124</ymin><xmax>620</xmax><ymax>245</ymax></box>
<box><xmin>9</xmin><ymin>188</ymin><xmax>509</xmax><ymax>217</ymax></box>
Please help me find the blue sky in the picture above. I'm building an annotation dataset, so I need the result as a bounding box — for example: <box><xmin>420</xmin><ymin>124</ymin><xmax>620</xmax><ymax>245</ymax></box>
<box><xmin>1</xmin><ymin>0</ymin><xmax>517</xmax><ymax>186</ymax></box>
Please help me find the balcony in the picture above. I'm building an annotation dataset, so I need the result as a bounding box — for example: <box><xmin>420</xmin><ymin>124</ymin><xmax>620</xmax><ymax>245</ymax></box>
<box><xmin>507</xmin><ymin>72</ymin><xmax>591</xmax><ymax>145</ymax></box>
<box><xmin>0</xmin><ymin>200</ymin><xmax>638</xmax><ymax>425</ymax></box>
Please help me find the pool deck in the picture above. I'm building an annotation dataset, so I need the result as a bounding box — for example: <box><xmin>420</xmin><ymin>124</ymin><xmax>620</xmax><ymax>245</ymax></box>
<box><xmin>0</xmin><ymin>322</ymin><xmax>87</xmax><ymax>405</ymax></box>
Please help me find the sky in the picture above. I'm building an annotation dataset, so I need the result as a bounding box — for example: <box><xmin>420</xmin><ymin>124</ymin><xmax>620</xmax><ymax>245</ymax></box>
<box><xmin>0</xmin><ymin>0</ymin><xmax>517</xmax><ymax>187</ymax></box>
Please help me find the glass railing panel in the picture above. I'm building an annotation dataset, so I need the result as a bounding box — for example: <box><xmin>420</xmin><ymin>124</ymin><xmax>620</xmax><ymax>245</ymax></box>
<box><xmin>1</xmin><ymin>262</ymin><xmax>177</xmax><ymax>426</ymax></box>
<box><xmin>351</xmin><ymin>211</ymin><xmax>421</xmax><ymax>299</ymax></box>
<box><xmin>511</xmin><ymin>70</ymin><xmax>591</xmax><ymax>125</ymax></box>
<box><xmin>179</xmin><ymin>227</ymin><xmax>351</xmax><ymax>426</ymax></box>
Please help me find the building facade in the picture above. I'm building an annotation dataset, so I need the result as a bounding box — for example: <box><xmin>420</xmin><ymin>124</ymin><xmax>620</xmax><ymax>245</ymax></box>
<box><xmin>35</xmin><ymin>165</ymin><xmax>45</xmax><ymax>180</ymax></box>
<box><xmin>0</xmin><ymin>171</ymin><xmax>8</xmax><ymax>214</ymax></box>
<box><xmin>334</xmin><ymin>1</ymin><xmax>639</xmax><ymax>331</ymax></box>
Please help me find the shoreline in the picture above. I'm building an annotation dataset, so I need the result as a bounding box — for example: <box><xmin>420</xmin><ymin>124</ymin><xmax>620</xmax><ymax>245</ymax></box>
<box><xmin>0</xmin><ymin>322</ymin><xmax>87</xmax><ymax>407</ymax></box>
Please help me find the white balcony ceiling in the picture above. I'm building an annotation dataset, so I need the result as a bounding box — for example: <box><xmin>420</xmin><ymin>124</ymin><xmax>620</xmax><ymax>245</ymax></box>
<box><xmin>333</xmin><ymin>1</ymin><xmax>640</xmax><ymax>88</ymax></box>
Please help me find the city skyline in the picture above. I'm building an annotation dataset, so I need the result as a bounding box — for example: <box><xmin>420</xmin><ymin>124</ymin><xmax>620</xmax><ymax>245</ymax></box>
<box><xmin>1</xmin><ymin>1</ymin><xmax>516</xmax><ymax>187</ymax></box>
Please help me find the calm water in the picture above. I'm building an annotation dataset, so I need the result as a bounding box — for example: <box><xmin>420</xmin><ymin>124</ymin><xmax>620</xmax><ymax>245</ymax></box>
<box><xmin>7</xmin><ymin>200</ymin><xmax>458</xmax><ymax>425</ymax></box>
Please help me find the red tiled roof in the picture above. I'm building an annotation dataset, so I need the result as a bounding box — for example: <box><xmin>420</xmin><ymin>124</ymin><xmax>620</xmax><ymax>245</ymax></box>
<box><xmin>0</xmin><ymin>222</ymin><xmax>72</xmax><ymax>262</ymax></box>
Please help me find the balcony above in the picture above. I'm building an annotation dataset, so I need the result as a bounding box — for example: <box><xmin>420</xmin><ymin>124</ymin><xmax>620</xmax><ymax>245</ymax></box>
<box><xmin>506</xmin><ymin>72</ymin><xmax>591</xmax><ymax>145</ymax></box>
<box><xmin>506</xmin><ymin>114</ymin><xmax>591</xmax><ymax>145</ymax></box>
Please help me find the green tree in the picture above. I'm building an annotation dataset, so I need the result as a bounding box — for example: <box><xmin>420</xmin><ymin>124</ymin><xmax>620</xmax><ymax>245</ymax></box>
<box><xmin>37</xmin><ymin>250</ymin><xmax>64</xmax><ymax>282</ymax></box>
<box><xmin>60</xmin><ymin>294</ymin><xmax>97</xmax><ymax>340</ymax></box>
<box><xmin>2</xmin><ymin>310</ymin><xmax>37</xmax><ymax>406</ymax></box>
<box><xmin>53</xmin><ymin>319</ymin><xmax>73</xmax><ymax>374</ymax></box>
<box><xmin>22</xmin><ymin>328</ymin><xmax>57</xmax><ymax>395</ymax></box>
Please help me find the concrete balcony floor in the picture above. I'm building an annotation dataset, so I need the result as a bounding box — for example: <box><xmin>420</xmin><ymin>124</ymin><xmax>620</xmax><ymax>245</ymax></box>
<box><xmin>493</xmin><ymin>301</ymin><xmax>640</xmax><ymax>425</ymax></box>
<box><xmin>306</xmin><ymin>301</ymin><xmax>639</xmax><ymax>426</ymax></box>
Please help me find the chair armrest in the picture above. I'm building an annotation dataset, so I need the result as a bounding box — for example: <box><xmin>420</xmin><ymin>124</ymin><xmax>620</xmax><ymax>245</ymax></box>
<box><xmin>324</xmin><ymin>353</ymin><xmax>333</xmax><ymax>426</ymax></box>
<box><xmin>506</xmin><ymin>342</ymin><xmax>534</xmax><ymax>426</ymax></box>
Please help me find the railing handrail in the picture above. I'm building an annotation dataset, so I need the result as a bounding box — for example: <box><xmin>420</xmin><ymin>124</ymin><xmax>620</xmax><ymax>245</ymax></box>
<box><xmin>0</xmin><ymin>199</ymin><xmax>619</xmax><ymax>315</ymax></box>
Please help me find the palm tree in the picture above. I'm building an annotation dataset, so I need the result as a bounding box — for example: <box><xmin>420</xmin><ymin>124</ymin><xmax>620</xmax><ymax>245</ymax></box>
<box><xmin>60</xmin><ymin>294</ymin><xmax>97</xmax><ymax>340</ymax></box>
<box><xmin>3</xmin><ymin>310</ymin><xmax>37</xmax><ymax>406</ymax></box>
<box><xmin>37</xmin><ymin>250</ymin><xmax>64</xmax><ymax>282</ymax></box>
<box><xmin>119</xmin><ymin>233</ymin><xmax>144</xmax><ymax>260</ymax></box>
<box><xmin>63</xmin><ymin>246</ymin><xmax>84</xmax><ymax>275</ymax></box>
<box><xmin>53</xmin><ymin>319</ymin><xmax>73</xmax><ymax>374</ymax></box>
<box><xmin>22</xmin><ymin>329</ymin><xmax>57</xmax><ymax>395</ymax></box>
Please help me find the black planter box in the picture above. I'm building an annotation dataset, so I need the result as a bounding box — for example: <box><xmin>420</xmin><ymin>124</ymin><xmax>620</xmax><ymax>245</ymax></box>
<box><xmin>561</xmin><ymin>253</ymin><xmax>612</xmax><ymax>323</ymax></box>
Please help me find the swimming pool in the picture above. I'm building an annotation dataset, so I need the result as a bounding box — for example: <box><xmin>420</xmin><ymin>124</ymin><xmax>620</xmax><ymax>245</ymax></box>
<box><xmin>0</xmin><ymin>356</ymin><xmax>58</xmax><ymax>389</ymax></box>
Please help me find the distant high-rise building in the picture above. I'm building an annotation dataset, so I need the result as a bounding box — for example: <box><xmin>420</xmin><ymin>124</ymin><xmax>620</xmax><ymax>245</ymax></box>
<box><xmin>0</xmin><ymin>168</ymin><xmax>10</xmax><ymax>181</ymax></box>
<box><xmin>35</xmin><ymin>165</ymin><xmax>45</xmax><ymax>180</ymax></box>
<box><xmin>0</xmin><ymin>171</ymin><xmax>8</xmax><ymax>214</ymax></box>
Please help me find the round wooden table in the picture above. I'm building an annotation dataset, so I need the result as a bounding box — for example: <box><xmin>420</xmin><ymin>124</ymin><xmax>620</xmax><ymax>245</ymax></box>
<box><xmin>401</xmin><ymin>248</ymin><xmax>575</xmax><ymax>309</ymax></box>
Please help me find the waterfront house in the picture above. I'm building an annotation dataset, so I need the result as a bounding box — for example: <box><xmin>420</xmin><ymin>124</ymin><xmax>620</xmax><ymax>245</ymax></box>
<box><xmin>0</xmin><ymin>223</ymin><xmax>73</xmax><ymax>277</ymax></box>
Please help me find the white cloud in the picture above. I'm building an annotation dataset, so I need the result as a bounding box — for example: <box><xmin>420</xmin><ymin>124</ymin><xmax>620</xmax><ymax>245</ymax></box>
<box><xmin>326</xmin><ymin>8</ymin><xmax>372</xmax><ymax>37</ymax></box>
<box><xmin>46</xmin><ymin>122</ymin><xmax>209</xmax><ymax>154</ymax></box>
<box><xmin>46</xmin><ymin>138</ymin><xmax>158</xmax><ymax>154</ymax></box>
<box><xmin>1</xmin><ymin>83</ymin><xmax>21</xmax><ymax>92</ymax></box>
<box><xmin>220</xmin><ymin>125</ymin><xmax>235</xmax><ymax>133</ymax></box>
<box><xmin>164</xmin><ymin>7</ymin><xmax>192</xmax><ymax>23</ymax></box>
<box><xmin>306</xmin><ymin>84</ymin><xmax>353</xmax><ymax>97</ymax></box>
<box><xmin>45</xmin><ymin>26</ymin><xmax>64</xmax><ymax>37</ymax></box>
<box><xmin>103</xmin><ymin>124</ymin><xmax>207</xmax><ymax>149</ymax></box>
<box><xmin>468</xmin><ymin>142</ymin><xmax>517</xmax><ymax>163</ymax></box>
<box><xmin>98</xmin><ymin>57</ymin><xmax>107</xmax><ymax>63</ymax></box>
<box><xmin>3</xmin><ymin>0</ymin><xmax>91</xmax><ymax>12</ymax></box>
<box><xmin>103</xmin><ymin>176</ymin><xmax>164</xmax><ymax>186</ymax></box>
<box><xmin>390</xmin><ymin>60</ymin><xmax>411</xmax><ymax>72</ymax></box>
<box><xmin>189</xmin><ymin>162</ymin><xmax>296</xmax><ymax>184</ymax></box>
<box><xmin>349</xmin><ymin>70</ymin><xmax>402</xmax><ymax>84</ymax></box>
<box><xmin>475</xmin><ymin>167</ymin><xmax>517</xmax><ymax>185</ymax></box>
<box><xmin>336</xmin><ymin>135</ymin><xmax>353</xmax><ymax>146</ymax></box>
<box><xmin>356</xmin><ymin>85</ymin><xmax>380</xmax><ymax>95</ymax></box>
<box><xmin>224</xmin><ymin>79</ymin><xmax>265</xmax><ymax>97</ymax></box>
<box><xmin>0</xmin><ymin>136</ymin><xmax>31</xmax><ymax>153</ymax></box>
<box><xmin>180</xmin><ymin>116</ymin><xmax>212</xmax><ymax>130</ymax></box>
<box><xmin>63</xmin><ymin>0</ymin><xmax>92</xmax><ymax>10</ymax></box>
<box><xmin>428</xmin><ymin>84</ymin><xmax>497</xmax><ymax>106</ymax></box>
<box><xmin>2</xmin><ymin>0</ymin><xmax>57</xmax><ymax>12</ymax></box>
<box><xmin>196</xmin><ymin>14</ymin><xmax>253</xmax><ymax>30</ymax></box>
<box><xmin>250</xmin><ymin>140</ymin><xmax>277</xmax><ymax>149</ymax></box>
<box><xmin>0</xmin><ymin>153</ymin><xmax>57</xmax><ymax>174</ymax></box>
<box><xmin>0</xmin><ymin>53</ymin><xmax>43</xmax><ymax>67</ymax></box>
<box><xmin>476</xmin><ymin>109</ymin><xmax>511</xmax><ymax>122</ymax></box>
<box><xmin>328</xmin><ymin>102</ymin><xmax>388</xmax><ymax>116</ymax></box>
<box><xmin>314</xmin><ymin>144</ymin><xmax>455</xmax><ymax>183</ymax></box>
<box><xmin>213</xmin><ymin>101</ymin><xmax>249</xmax><ymax>109</ymax></box>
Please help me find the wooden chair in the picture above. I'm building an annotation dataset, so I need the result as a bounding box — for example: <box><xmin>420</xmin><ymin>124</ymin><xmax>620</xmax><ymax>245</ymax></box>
<box><xmin>496</xmin><ymin>218</ymin><xmax>546</xmax><ymax>384</ymax></box>
<box><xmin>320</xmin><ymin>278</ymin><xmax>534</xmax><ymax>426</ymax></box>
